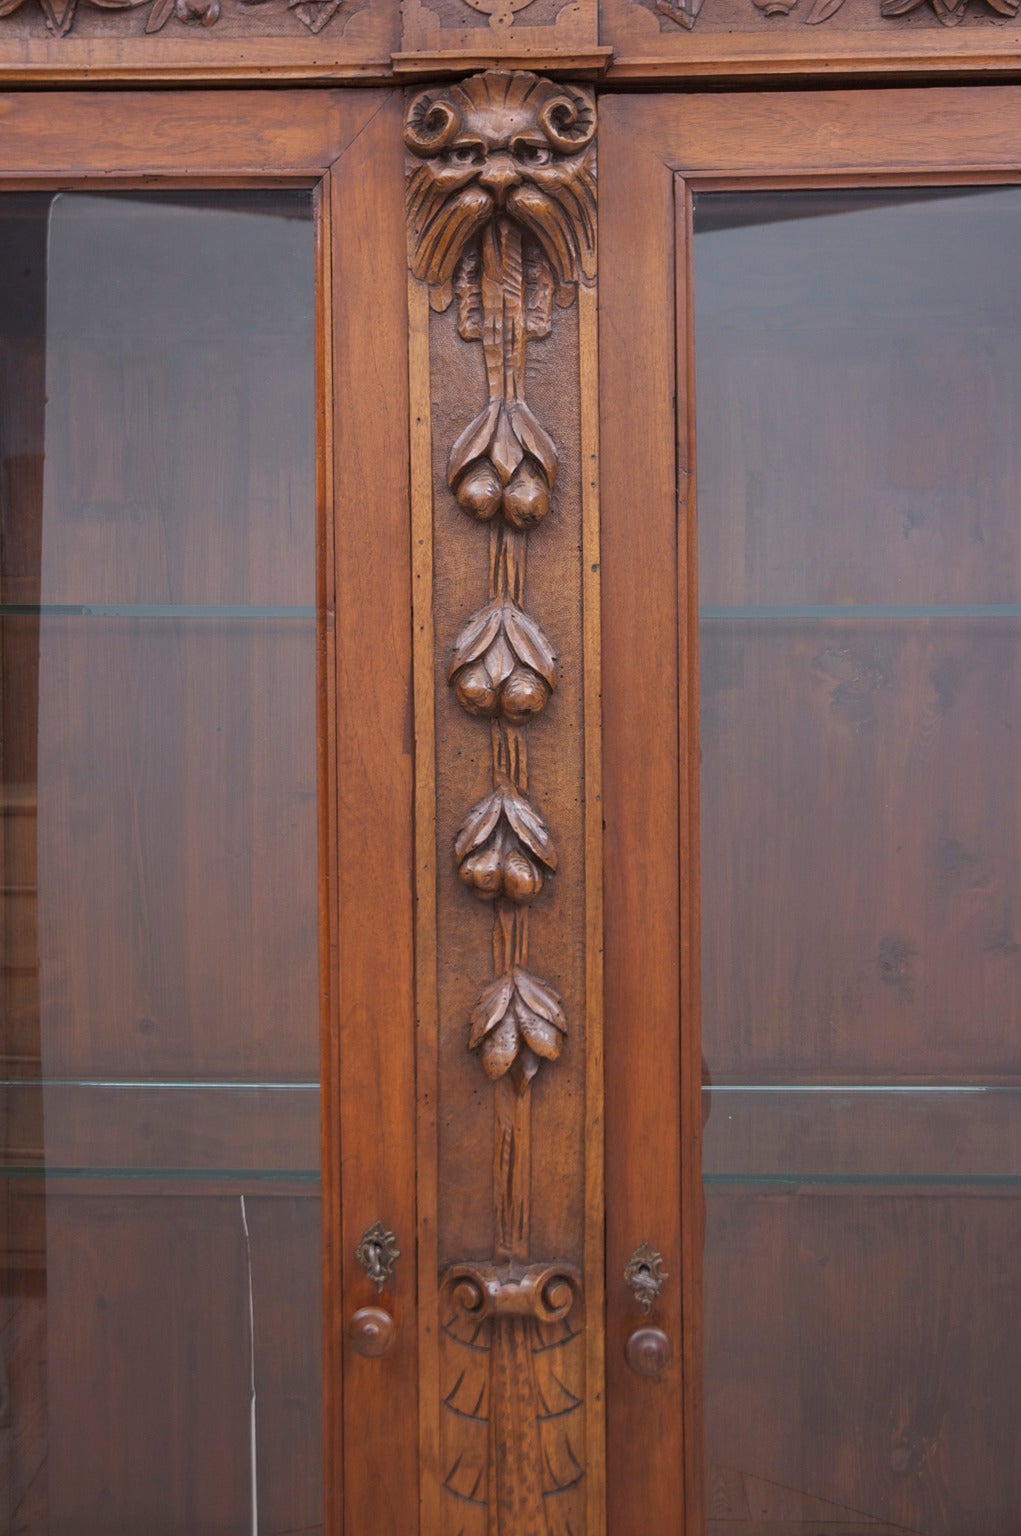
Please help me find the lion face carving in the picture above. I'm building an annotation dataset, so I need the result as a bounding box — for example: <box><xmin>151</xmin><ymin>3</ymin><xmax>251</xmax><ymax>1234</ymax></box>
<box><xmin>405</xmin><ymin>70</ymin><xmax>596</xmax><ymax>308</ymax></box>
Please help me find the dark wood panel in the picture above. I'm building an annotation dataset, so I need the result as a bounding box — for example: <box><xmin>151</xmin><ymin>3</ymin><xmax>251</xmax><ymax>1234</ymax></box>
<box><xmin>34</xmin><ymin>618</ymin><xmax>318</xmax><ymax>1081</ymax></box>
<box><xmin>704</xmin><ymin>1190</ymin><xmax>1021</xmax><ymax>1535</ymax></box>
<box><xmin>702</xmin><ymin>621</ymin><xmax>1021</xmax><ymax>1084</ymax></box>
<box><xmin>45</xmin><ymin>1195</ymin><xmax>252</xmax><ymax>1534</ymax></box>
<box><xmin>246</xmin><ymin>1195</ymin><xmax>324</xmax><ymax>1536</ymax></box>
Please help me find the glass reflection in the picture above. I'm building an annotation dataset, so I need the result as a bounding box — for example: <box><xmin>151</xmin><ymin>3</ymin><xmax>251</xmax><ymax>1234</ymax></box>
<box><xmin>695</xmin><ymin>187</ymin><xmax>1021</xmax><ymax>1535</ymax></box>
<box><xmin>0</xmin><ymin>191</ymin><xmax>322</xmax><ymax>1535</ymax></box>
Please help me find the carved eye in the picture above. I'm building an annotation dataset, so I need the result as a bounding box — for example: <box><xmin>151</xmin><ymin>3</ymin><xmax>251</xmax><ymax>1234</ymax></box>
<box><xmin>446</xmin><ymin>143</ymin><xmax>485</xmax><ymax>168</ymax></box>
<box><xmin>515</xmin><ymin>142</ymin><xmax>553</xmax><ymax>168</ymax></box>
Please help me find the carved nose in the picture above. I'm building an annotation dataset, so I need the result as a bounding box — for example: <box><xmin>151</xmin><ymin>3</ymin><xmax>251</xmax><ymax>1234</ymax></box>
<box><xmin>478</xmin><ymin>154</ymin><xmax>521</xmax><ymax>202</ymax></box>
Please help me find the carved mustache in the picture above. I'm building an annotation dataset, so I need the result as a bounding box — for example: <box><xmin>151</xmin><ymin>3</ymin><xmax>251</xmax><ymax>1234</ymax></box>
<box><xmin>407</xmin><ymin>166</ymin><xmax>596</xmax><ymax>296</ymax></box>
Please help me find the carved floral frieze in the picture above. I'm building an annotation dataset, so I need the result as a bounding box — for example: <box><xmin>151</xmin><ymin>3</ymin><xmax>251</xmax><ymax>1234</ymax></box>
<box><xmin>651</xmin><ymin>0</ymin><xmax>1018</xmax><ymax>23</ymax></box>
<box><xmin>0</xmin><ymin>0</ymin><xmax>342</xmax><ymax>35</ymax></box>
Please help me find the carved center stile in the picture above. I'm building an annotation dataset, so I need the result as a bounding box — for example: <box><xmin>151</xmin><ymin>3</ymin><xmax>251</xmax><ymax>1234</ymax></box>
<box><xmin>406</xmin><ymin>70</ymin><xmax>596</xmax><ymax>1535</ymax></box>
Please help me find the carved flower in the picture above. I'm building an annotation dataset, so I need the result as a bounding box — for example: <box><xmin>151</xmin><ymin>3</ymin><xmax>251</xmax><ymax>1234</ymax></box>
<box><xmin>455</xmin><ymin>784</ymin><xmax>557</xmax><ymax>903</ymax></box>
<box><xmin>450</xmin><ymin>399</ymin><xmax>556</xmax><ymax>531</ymax></box>
<box><xmin>450</xmin><ymin>597</ymin><xmax>557</xmax><ymax>723</ymax></box>
<box><xmin>469</xmin><ymin>965</ymin><xmax>566</xmax><ymax>1090</ymax></box>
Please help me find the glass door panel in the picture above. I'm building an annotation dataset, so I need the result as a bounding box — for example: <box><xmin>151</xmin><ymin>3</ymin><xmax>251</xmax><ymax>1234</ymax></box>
<box><xmin>694</xmin><ymin>187</ymin><xmax>1021</xmax><ymax>1535</ymax></box>
<box><xmin>0</xmin><ymin>189</ymin><xmax>321</xmax><ymax>1534</ymax></box>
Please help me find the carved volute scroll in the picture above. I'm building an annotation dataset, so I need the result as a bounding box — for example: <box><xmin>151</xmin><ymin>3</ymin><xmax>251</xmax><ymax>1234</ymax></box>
<box><xmin>406</xmin><ymin>71</ymin><xmax>599</xmax><ymax>1535</ymax></box>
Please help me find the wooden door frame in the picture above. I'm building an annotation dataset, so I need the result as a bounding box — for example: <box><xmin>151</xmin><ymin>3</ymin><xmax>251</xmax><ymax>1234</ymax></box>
<box><xmin>7</xmin><ymin>75</ymin><xmax>1021</xmax><ymax>1536</ymax></box>
<box><xmin>600</xmin><ymin>82</ymin><xmax>1021</xmax><ymax>1536</ymax></box>
<box><xmin>0</xmin><ymin>87</ymin><xmax>417</xmax><ymax>1536</ymax></box>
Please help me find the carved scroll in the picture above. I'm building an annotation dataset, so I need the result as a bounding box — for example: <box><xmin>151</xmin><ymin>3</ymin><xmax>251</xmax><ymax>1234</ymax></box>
<box><xmin>406</xmin><ymin>70</ymin><xmax>598</xmax><ymax>1535</ymax></box>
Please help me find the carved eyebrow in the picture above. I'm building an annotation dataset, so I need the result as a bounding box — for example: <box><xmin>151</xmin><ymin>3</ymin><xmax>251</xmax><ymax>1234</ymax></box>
<box><xmin>509</xmin><ymin>135</ymin><xmax>553</xmax><ymax>158</ymax></box>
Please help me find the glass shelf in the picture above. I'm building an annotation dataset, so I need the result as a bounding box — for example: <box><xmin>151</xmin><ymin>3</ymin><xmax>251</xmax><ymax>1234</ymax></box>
<box><xmin>0</xmin><ymin>602</ymin><xmax>315</xmax><ymax>619</ymax></box>
<box><xmin>701</xmin><ymin>603</ymin><xmax>1021</xmax><ymax>619</ymax></box>
<box><xmin>1</xmin><ymin>1166</ymin><xmax>320</xmax><ymax>1183</ymax></box>
<box><xmin>0</xmin><ymin>1081</ymin><xmax>320</xmax><ymax>1175</ymax></box>
<box><xmin>701</xmin><ymin>1085</ymin><xmax>1021</xmax><ymax>1186</ymax></box>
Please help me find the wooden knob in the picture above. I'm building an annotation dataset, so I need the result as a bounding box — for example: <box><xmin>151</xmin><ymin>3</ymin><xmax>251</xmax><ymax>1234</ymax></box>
<box><xmin>625</xmin><ymin>1326</ymin><xmax>671</xmax><ymax>1378</ymax></box>
<box><xmin>349</xmin><ymin>1306</ymin><xmax>396</xmax><ymax>1358</ymax></box>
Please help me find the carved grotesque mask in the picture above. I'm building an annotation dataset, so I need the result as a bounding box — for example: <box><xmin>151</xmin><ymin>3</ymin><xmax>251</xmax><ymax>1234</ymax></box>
<box><xmin>405</xmin><ymin>70</ymin><xmax>596</xmax><ymax>308</ymax></box>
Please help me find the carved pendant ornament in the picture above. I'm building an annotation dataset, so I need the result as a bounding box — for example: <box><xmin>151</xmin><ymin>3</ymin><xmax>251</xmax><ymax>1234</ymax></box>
<box><xmin>406</xmin><ymin>71</ymin><xmax>595</xmax><ymax>1534</ymax></box>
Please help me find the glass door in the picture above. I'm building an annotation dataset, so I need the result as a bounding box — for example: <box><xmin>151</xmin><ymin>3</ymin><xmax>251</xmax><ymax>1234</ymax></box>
<box><xmin>0</xmin><ymin>91</ymin><xmax>418</xmax><ymax>1536</ymax></box>
<box><xmin>0</xmin><ymin>185</ymin><xmax>321</xmax><ymax>1535</ymax></box>
<box><xmin>693</xmin><ymin>184</ymin><xmax>1021</xmax><ymax>1536</ymax></box>
<box><xmin>599</xmin><ymin>88</ymin><xmax>1021</xmax><ymax>1536</ymax></box>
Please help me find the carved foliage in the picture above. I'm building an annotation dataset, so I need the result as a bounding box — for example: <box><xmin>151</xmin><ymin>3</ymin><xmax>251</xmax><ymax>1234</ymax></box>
<box><xmin>0</xmin><ymin>0</ymin><xmax>342</xmax><ymax>34</ymax></box>
<box><xmin>650</xmin><ymin>0</ymin><xmax>1019</xmax><ymax>23</ymax></box>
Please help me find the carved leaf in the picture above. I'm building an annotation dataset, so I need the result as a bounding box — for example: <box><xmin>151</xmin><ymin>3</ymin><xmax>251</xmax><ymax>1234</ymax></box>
<box><xmin>450</xmin><ymin>600</ymin><xmax>504</xmax><ymax>674</ymax></box>
<box><xmin>289</xmin><ymin>0</ymin><xmax>343</xmax><ymax>30</ymax></box>
<box><xmin>880</xmin><ymin>0</ymin><xmax>925</xmax><ymax>13</ymax></box>
<box><xmin>507</xmin><ymin>402</ymin><xmax>558</xmax><ymax>485</ymax></box>
<box><xmin>483</xmin><ymin>630</ymin><xmax>517</xmax><ymax>689</ymax></box>
<box><xmin>502</xmin><ymin>789</ymin><xmax>557</xmax><ymax>871</ymax></box>
<box><xmin>144</xmin><ymin>0</ymin><xmax>174</xmax><ymax>28</ymax></box>
<box><xmin>0</xmin><ymin>0</ymin><xmax>29</xmax><ymax>14</ymax></box>
<box><xmin>804</xmin><ymin>0</ymin><xmax>847</xmax><ymax>20</ymax></box>
<box><xmin>490</xmin><ymin>406</ymin><xmax>525</xmax><ymax>487</ymax></box>
<box><xmin>455</xmin><ymin>791</ymin><xmax>504</xmax><ymax>863</ymax></box>
<box><xmin>454</xmin><ymin>249</ymin><xmax>484</xmax><ymax>342</ymax></box>
<box><xmin>513</xmin><ymin>967</ymin><xmax>566</xmax><ymax>1030</ymax></box>
<box><xmin>533</xmin><ymin>1359</ymin><xmax>582</xmax><ymax>1418</ymax></box>
<box><xmin>39</xmin><ymin>0</ymin><xmax>75</xmax><ymax>32</ymax></box>
<box><xmin>448</xmin><ymin>401</ymin><xmax>502</xmax><ymax>488</ymax></box>
<box><xmin>515</xmin><ymin>1003</ymin><xmax>562</xmax><ymax>1062</ymax></box>
<box><xmin>502</xmin><ymin>606</ymin><xmax>558</xmax><ymax>688</ymax></box>
<box><xmin>480</xmin><ymin>1014</ymin><xmax>521</xmax><ymax>1080</ymax></box>
<box><xmin>468</xmin><ymin>971</ymin><xmax>515</xmax><ymax>1047</ymax></box>
<box><xmin>523</xmin><ymin>244</ymin><xmax>554</xmax><ymax>339</ymax></box>
<box><xmin>511</xmin><ymin>1044</ymin><xmax>541</xmax><ymax>1091</ymax></box>
<box><xmin>445</xmin><ymin>1361</ymin><xmax>490</xmax><ymax>1421</ymax></box>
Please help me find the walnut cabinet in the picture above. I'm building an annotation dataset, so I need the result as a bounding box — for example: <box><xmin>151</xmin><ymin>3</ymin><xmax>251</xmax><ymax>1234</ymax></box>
<box><xmin>0</xmin><ymin>57</ymin><xmax>1019</xmax><ymax>1536</ymax></box>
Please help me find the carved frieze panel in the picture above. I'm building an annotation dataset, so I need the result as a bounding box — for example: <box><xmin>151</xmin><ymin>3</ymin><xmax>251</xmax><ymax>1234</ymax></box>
<box><xmin>406</xmin><ymin>70</ymin><xmax>604</xmax><ymax>1536</ymax></box>
<box><xmin>604</xmin><ymin>0</ymin><xmax>1021</xmax><ymax>76</ymax></box>
<box><xmin>0</xmin><ymin>0</ymin><xmax>349</xmax><ymax>37</ymax></box>
<box><xmin>0</xmin><ymin>0</ymin><xmax>394</xmax><ymax>78</ymax></box>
